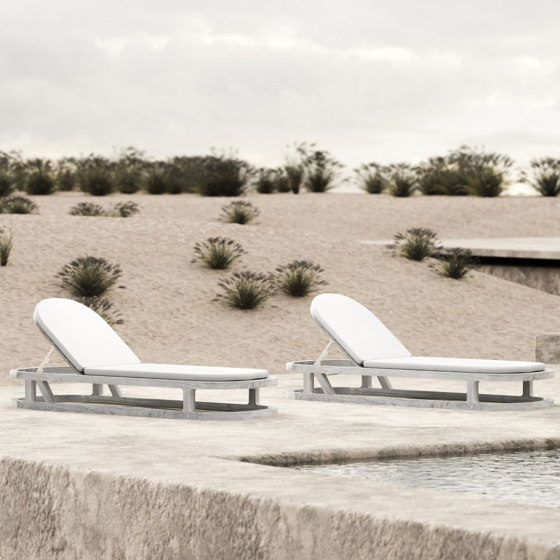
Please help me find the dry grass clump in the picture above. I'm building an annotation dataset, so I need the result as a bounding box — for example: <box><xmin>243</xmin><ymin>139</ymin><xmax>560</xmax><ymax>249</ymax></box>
<box><xmin>69</xmin><ymin>201</ymin><xmax>139</xmax><ymax>217</ymax></box>
<box><xmin>75</xmin><ymin>296</ymin><xmax>124</xmax><ymax>325</ymax></box>
<box><xmin>394</xmin><ymin>227</ymin><xmax>440</xmax><ymax>261</ymax></box>
<box><xmin>57</xmin><ymin>256</ymin><xmax>122</xmax><ymax>298</ymax></box>
<box><xmin>0</xmin><ymin>196</ymin><xmax>38</xmax><ymax>214</ymax></box>
<box><xmin>218</xmin><ymin>271</ymin><xmax>275</xmax><ymax>310</ymax></box>
<box><xmin>69</xmin><ymin>202</ymin><xmax>105</xmax><ymax>216</ymax></box>
<box><xmin>194</xmin><ymin>237</ymin><xmax>245</xmax><ymax>270</ymax></box>
<box><xmin>439</xmin><ymin>248</ymin><xmax>474</xmax><ymax>279</ymax></box>
<box><xmin>220</xmin><ymin>201</ymin><xmax>260</xmax><ymax>225</ymax></box>
<box><xmin>276</xmin><ymin>260</ymin><xmax>326</xmax><ymax>297</ymax></box>
<box><xmin>0</xmin><ymin>227</ymin><xmax>14</xmax><ymax>266</ymax></box>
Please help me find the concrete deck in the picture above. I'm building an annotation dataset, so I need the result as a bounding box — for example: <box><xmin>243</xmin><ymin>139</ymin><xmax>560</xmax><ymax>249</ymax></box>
<box><xmin>2</xmin><ymin>372</ymin><xmax>560</xmax><ymax>559</ymax></box>
<box><xmin>361</xmin><ymin>237</ymin><xmax>560</xmax><ymax>260</ymax></box>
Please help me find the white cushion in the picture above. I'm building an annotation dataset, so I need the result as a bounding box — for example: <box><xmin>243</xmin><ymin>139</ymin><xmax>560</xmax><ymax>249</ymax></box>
<box><xmin>363</xmin><ymin>356</ymin><xmax>545</xmax><ymax>374</ymax></box>
<box><xmin>34</xmin><ymin>298</ymin><xmax>140</xmax><ymax>373</ymax></box>
<box><xmin>311</xmin><ymin>294</ymin><xmax>411</xmax><ymax>365</ymax></box>
<box><xmin>85</xmin><ymin>363</ymin><xmax>269</xmax><ymax>381</ymax></box>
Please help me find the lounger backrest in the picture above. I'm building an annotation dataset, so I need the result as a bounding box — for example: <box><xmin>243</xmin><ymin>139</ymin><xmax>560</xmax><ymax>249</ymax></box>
<box><xmin>310</xmin><ymin>293</ymin><xmax>411</xmax><ymax>365</ymax></box>
<box><xmin>34</xmin><ymin>298</ymin><xmax>140</xmax><ymax>373</ymax></box>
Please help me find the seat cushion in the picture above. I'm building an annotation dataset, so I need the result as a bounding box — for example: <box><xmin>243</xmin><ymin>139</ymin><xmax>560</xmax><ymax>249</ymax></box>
<box><xmin>311</xmin><ymin>294</ymin><xmax>411</xmax><ymax>365</ymax></box>
<box><xmin>84</xmin><ymin>363</ymin><xmax>269</xmax><ymax>381</ymax></box>
<box><xmin>363</xmin><ymin>356</ymin><xmax>545</xmax><ymax>374</ymax></box>
<box><xmin>34</xmin><ymin>298</ymin><xmax>140</xmax><ymax>373</ymax></box>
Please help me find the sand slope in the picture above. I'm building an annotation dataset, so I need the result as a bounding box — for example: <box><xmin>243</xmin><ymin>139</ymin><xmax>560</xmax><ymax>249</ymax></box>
<box><xmin>1</xmin><ymin>192</ymin><xmax>560</xmax><ymax>385</ymax></box>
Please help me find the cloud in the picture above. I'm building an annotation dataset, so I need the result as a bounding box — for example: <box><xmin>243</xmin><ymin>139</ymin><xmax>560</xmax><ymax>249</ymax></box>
<box><xmin>1</xmin><ymin>0</ymin><xmax>560</xmax><ymax>166</ymax></box>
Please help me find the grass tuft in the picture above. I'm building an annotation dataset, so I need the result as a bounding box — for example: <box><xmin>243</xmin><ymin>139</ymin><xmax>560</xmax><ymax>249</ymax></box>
<box><xmin>107</xmin><ymin>201</ymin><xmax>140</xmax><ymax>217</ymax></box>
<box><xmin>275</xmin><ymin>260</ymin><xmax>326</xmax><ymax>297</ymax></box>
<box><xmin>69</xmin><ymin>202</ymin><xmax>106</xmax><ymax>216</ymax></box>
<box><xmin>75</xmin><ymin>296</ymin><xmax>124</xmax><ymax>325</ymax></box>
<box><xmin>439</xmin><ymin>248</ymin><xmax>474</xmax><ymax>279</ymax></box>
<box><xmin>0</xmin><ymin>196</ymin><xmax>38</xmax><ymax>214</ymax></box>
<box><xmin>0</xmin><ymin>227</ymin><xmax>14</xmax><ymax>266</ymax></box>
<box><xmin>58</xmin><ymin>256</ymin><xmax>122</xmax><ymax>297</ymax></box>
<box><xmin>218</xmin><ymin>271</ymin><xmax>275</xmax><ymax>310</ymax></box>
<box><xmin>394</xmin><ymin>227</ymin><xmax>439</xmax><ymax>261</ymax></box>
<box><xmin>220</xmin><ymin>201</ymin><xmax>260</xmax><ymax>225</ymax></box>
<box><xmin>194</xmin><ymin>237</ymin><xmax>245</xmax><ymax>270</ymax></box>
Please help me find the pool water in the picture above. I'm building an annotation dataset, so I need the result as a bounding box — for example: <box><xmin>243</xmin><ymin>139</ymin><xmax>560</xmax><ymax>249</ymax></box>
<box><xmin>295</xmin><ymin>449</ymin><xmax>560</xmax><ymax>509</ymax></box>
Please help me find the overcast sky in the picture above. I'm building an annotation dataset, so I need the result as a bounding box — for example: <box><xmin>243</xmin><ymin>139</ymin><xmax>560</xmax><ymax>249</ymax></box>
<box><xmin>2</xmin><ymin>0</ymin><xmax>560</xmax><ymax>167</ymax></box>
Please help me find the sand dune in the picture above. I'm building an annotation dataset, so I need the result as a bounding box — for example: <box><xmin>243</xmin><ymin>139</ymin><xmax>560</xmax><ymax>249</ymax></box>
<box><xmin>1</xmin><ymin>192</ymin><xmax>560</xmax><ymax>385</ymax></box>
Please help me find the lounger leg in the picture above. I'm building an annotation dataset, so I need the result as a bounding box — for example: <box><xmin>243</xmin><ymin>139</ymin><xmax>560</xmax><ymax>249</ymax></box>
<box><xmin>25</xmin><ymin>380</ymin><xmax>37</xmax><ymax>402</ymax></box>
<box><xmin>315</xmin><ymin>373</ymin><xmax>335</xmax><ymax>395</ymax></box>
<box><xmin>108</xmin><ymin>385</ymin><xmax>122</xmax><ymax>398</ymax></box>
<box><xmin>92</xmin><ymin>384</ymin><xmax>104</xmax><ymax>397</ymax></box>
<box><xmin>378</xmin><ymin>376</ymin><xmax>393</xmax><ymax>390</ymax></box>
<box><xmin>361</xmin><ymin>376</ymin><xmax>372</xmax><ymax>389</ymax></box>
<box><xmin>523</xmin><ymin>380</ymin><xmax>534</xmax><ymax>398</ymax></box>
<box><xmin>248</xmin><ymin>388</ymin><xmax>260</xmax><ymax>407</ymax></box>
<box><xmin>183</xmin><ymin>389</ymin><xmax>196</xmax><ymax>414</ymax></box>
<box><xmin>303</xmin><ymin>373</ymin><xmax>315</xmax><ymax>393</ymax></box>
<box><xmin>467</xmin><ymin>380</ymin><xmax>479</xmax><ymax>406</ymax></box>
<box><xmin>37</xmin><ymin>381</ymin><xmax>55</xmax><ymax>404</ymax></box>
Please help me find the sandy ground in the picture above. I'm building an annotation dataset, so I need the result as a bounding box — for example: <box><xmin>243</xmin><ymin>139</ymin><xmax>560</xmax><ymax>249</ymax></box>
<box><xmin>1</xmin><ymin>191</ymin><xmax>560</xmax><ymax>386</ymax></box>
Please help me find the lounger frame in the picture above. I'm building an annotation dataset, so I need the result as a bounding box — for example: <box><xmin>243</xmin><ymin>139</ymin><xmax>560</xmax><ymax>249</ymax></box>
<box><xmin>287</xmin><ymin>339</ymin><xmax>554</xmax><ymax>411</ymax></box>
<box><xmin>11</xmin><ymin>345</ymin><xmax>278</xmax><ymax>419</ymax></box>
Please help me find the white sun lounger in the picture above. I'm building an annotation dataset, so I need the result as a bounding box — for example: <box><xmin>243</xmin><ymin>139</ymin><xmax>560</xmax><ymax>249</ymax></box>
<box><xmin>11</xmin><ymin>298</ymin><xmax>278</xmax><ymax>419</ymax></box>
<box><xmin>286</xmin><ymin>293</ymin><xmax>554</xmax><ymax>410</ymax></box>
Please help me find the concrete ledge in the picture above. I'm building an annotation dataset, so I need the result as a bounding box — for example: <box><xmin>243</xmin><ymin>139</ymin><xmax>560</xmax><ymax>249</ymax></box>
<box><xmin>536</xmin><ymin>333</ymin><xmax>560</xmax><ymax>364</ymax></box>
<box><xmin>1</xmin><ymin>457</ymin><xmax>559</xmax><ymax>560</ymax></box>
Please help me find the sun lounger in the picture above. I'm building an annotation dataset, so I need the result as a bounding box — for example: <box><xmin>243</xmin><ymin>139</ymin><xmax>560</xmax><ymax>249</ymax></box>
<box><xmin>11</xmin><ymin>298</ymin><xmax>278</xmax><ymax>419</ymax></box>
<box><xmin>286</xmin><ymin>293</ymin><xmax>554</xmax><ymax>410</ymax></box>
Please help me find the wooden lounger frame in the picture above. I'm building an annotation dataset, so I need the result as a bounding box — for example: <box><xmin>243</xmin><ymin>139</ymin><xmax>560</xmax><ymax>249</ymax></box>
<box><xmin>11</xmin><ymin>347</ymin><xmax>278</xmax><ymax>420</ymax></box>
<box><xmin>287</xmin><ymin>340</ymin><xmax>554</xmax><ymax>411</ymax></box>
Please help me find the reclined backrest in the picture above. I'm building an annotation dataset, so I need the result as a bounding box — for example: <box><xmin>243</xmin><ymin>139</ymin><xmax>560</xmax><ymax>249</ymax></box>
<box><xmin>310</xmin><ymin>293</ymin><xmax>411</xmax><ymax>366</ymax></box>
<box><xmin>34</xmin><ymin>298</ymin><xmax>140</xmax><ymax>373</ymax></box>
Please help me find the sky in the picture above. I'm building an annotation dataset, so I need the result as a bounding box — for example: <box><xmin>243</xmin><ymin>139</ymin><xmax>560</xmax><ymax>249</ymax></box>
<box><xmin>2</xmin><ymin>0</ymin><xmax>560</xmax><ymax>169</ymax></box>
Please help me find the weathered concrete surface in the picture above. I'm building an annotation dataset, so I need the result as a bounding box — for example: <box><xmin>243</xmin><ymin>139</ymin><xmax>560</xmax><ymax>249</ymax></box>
<box><xmin>536</xmin><ymin>334</ymin><xmax>560</xmax><ymax>364</ymax></box>
<box><xmin>1</xmin><ymin>372</ymin><xmax>560</xmax><ymax>559</ymax></box>
<box><xmin>476</xmin><ymin>264</ymin><xmax>560</xmax><ymax>296</ymax></box>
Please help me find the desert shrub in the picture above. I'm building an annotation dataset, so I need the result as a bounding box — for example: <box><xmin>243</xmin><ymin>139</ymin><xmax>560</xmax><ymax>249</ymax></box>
<box><xmin>218</xmin><ymin>271</ymin><xmax>275</xmax><ymax>310</ymax></box>
<box><xmin>0</xmin><ymin>227</ymin><xmax>13</xmax><ymax>266</ymax></box>
<box><xmin>69</xmin><ymin>202</ymin><xmax>106</xmax><ymax>216</ymax></box>
<box><xmin>355</xmin><ymin>163</ymin><xmax>386</xmax><ymax>194</ymax></box>
<box><xmin>58</xmin><ymin>256</ymin><xmax>122</xmax><ymax>298</ymax></box>
<box><xmin>77</xmin><ymin>157</ymin><xmax>117</xmax><ymax>196</ymax></box>
<box><xmin>197</xmin><ymin>154</ymin><xmax>253</xmax><ymax>197</ymax></box>
<box><xmin>75</xmin><ymin>296</ymin><xmax>124</xmax><ymax>325</ymax></box>
<box><xmin>0</xmin><ymin>196</ymin><xmax>38</xmax><ymax>214</ymax></box>
<box><xmin>0</xmin><ymin>171</ymin><xmax>14</xmax><ymax>197</ymax></box>
<box><xmin>299</xmin><ymin>144</ymin><xmax>343</xmax><ymax>192</ymax></box>
<box><xmin>284</xmin><ymin>143</ymin><xmax>307</xmax><ymax>194</ymax></box>
<box><xmin>275</xmin><ymin>260</ymin><xmax>326</xmax><ymax>297</ymax></box>
<box><xmin>24</xmin><ymin>159</ymin><xmax>57</xmax><ymax>195</ymax></box>
<box><xmin>56</xmin><ymin>158</ymin><xmax>78</xmax><ymax>191</ymax></box>
<box><xmin>108</xmin><ymin>201</ymin><xmax>140</xmax><ymax>217</ymax></box>
<box><xmin>194</xmin><ymin>237</ymin><xmax>245</xmax><ymax>270</ymax></box>
<box><xmin>449</xmin><ymin>146</ymin><xmax>512</xmax><ymax>197</ymax></box>
<box><xmin>255</xmin><ymin>168</ymin><xmax>288</xmax><ymax>194</ymax></box>
<box><xmin>417</xmin><ymin>157</ymin><xmax>467</xmax><ymax>196</ymax></box>
<box><xmin>394</xmin><ymin>227</ymin><xmax>439</xmax><ymax>261</ymax></box>
<box><xmin>385</xmin><ymin>163</ymin><xmax>419</xmax><ymax>197</ymax></box>
<box><xmin>145</xmin><ymin>162</ymin><xmax>171</xmax><ymax>194</ymax></box>
<box><xmin>115</xmin><ymin>147</ymin><xmax>147</xmax><ymax>194</ymax></box>
<box><xmin>220</xmin><ymin>200</ymin><xmax>260</xmax><ymax>225</ymax></box>
<box><xmin>438</xmin><ymin>248</ymin><xmax>474</xmax><ymax>279</ymax></box>
<box><xmin>526</xmin><ymin>158</ymin><xmax>560</xmax><ymax>197</ymax></box>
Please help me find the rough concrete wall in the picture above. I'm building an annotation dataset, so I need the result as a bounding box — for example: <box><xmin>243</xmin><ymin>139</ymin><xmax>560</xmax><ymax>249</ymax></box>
<box><xmin>1</xmin><ymin>458</ymin><xmax>558</xmax><ymax>560</ymax></box>
<box><xmin>477</xmin><ymin>265</ymin><xmax>560</xmax><ymax>296</ymax></box>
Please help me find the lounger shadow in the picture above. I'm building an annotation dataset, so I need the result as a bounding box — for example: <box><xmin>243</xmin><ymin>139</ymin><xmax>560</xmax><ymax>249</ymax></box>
<box><xmin>11</xmin><ymin>298</ymin><xmax>278</xmax><ymax>419</ymax></box>
<box><xmin>286</xmin><ymin>293</ymin><xmax>554</xmax><ymax>410</ymax></box>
